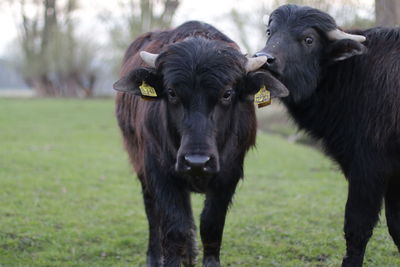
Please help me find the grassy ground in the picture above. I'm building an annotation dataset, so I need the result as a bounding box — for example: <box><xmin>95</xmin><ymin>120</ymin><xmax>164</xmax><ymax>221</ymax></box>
<box><xmin>0</xmin><ymin>98</ymin><xmax>399</xmax><ymax>267</ymax></box>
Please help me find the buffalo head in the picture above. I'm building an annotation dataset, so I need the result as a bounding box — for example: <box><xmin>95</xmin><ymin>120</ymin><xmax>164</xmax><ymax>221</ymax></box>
<box><xmin>114</xmin><ymin>37</ymin><xmax>288</xmax><ymax>177</ymax></box>
<box><xmin>255</xmin><ymin>5</ymin><xmax>367</xmax><ymax>103</ymax></box>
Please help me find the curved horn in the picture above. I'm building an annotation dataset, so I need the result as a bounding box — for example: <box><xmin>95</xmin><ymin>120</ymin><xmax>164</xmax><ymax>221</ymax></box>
<box><xmin>245</xmin><ymin>56</ymin><xmax>268</xmax><ymax>73</ymax></box>
<box><xmin>140</xmin><ymin>51</ymin><xmax>159</xmax><ymax>67</ymax></box>
<box><xmin>327</xmin><ymin>29</ymin><xmax>366</xmax><ymax>43</ymax></box>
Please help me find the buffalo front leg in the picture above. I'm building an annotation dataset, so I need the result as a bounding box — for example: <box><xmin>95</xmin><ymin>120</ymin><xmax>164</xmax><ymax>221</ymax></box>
<box><xmin>156</xmin><ymin>185</ymin><xmax>197</xmax><ymax>267</ymax></box>
<box><xmin>200</xmin><ymin>185</ymin><xmax>237</xmax><ymax>267</ymax></box>
<box><xmin>385</xmin><ymin>178</ymin><xmax>400</xmax><ymax>252</ymax></box>
<box><xmin>182</xmin><ymin>224</ymin><xmax>198</xmax><ymax>267</ymax></box>
<box><xmin>342</xmin><ymin>175</ymin><xmax>384</xmax><ymax>267</ymax></box>
<box><xmin>140</xmin><ymin>180</ymin><xmax>162</xmax><ymax>267</ymax></box>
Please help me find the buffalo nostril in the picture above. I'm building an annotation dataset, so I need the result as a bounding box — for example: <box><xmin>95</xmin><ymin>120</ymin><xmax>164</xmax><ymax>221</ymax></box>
<box><xmin>184</xmin><ymin>154</ymin><xmax>210</xmax><ymax>169</ymax></box>
<box><xmin>266</xmin><ymin>56</ymin><xmax>275</xmax><ymax>64</ymax></box>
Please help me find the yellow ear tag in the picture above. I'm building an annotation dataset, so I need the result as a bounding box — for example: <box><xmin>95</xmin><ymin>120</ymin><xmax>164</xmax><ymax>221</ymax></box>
<box><xmin>254</xmin><ymin>86</ymin><xmax>271</xmax><ymax>108</ymax></box>
<box><xmin>139</xmin><ymin>81</ymin><xmax>157</xmax><ymax>97</ymax></box>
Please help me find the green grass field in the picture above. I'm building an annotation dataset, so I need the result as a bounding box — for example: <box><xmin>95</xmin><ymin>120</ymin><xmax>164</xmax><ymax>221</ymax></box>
<box><xmin>1</xmin><ymin>99</ymin><xmax>399</xmax><ymax>266</ymax></box>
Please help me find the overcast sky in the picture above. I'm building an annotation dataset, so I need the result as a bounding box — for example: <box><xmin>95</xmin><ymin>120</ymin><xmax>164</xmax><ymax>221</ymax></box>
<box><xmin>0</xmin><ymin>0</ymin><xmax>374</xmax><ymax>57</ymax></box>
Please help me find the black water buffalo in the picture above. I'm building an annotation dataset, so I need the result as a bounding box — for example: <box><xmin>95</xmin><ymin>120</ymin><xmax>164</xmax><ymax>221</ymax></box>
<box><xmin>114</xmin><ymin>21</ymin><xmax>288</xmax><ymax>266</ymax></box>
<box><xmin>255</xmin><ymin>4</ymin><xmax>400</xmax><ymax>266</ymax></box>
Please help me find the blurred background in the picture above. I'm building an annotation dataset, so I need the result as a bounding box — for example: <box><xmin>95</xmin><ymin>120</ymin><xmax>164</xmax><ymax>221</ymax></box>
<box><xmin>1</xmin><ymin>1</ymin><xmax>400</xmax><ymax>266</ymax></box>
<box><xmin>2</xmin><ymin>0</ymin><xmax>399</xmax><ymax>142</ymax></box>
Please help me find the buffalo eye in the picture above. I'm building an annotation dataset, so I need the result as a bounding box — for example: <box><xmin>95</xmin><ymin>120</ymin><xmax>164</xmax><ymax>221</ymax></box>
<box><xmin>266</xmin><ymin>29</ymin><xmax>271</xmax><ymax>37</ymax></box>
<box><xmin>304</xmin><ymin>36</ymin><xmax>314</xmax><ymax>45</ymax></box>
<box><xmin>220</xmin><ymin>88</ymin><xmax>233</xmax><ymax>105</ymax></box>
<box><xmin>167</xmin><ymin>88</ymin><xmax>178</xmax><ymax>103</ymax></box>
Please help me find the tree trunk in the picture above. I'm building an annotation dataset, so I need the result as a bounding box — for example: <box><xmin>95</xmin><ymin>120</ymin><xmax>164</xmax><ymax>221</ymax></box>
<box><xmin>31</xmin><ymin>76</ymin><xmax>58</xmax><ymax>97</ymax></box>
<box><xmin>42</xmin><ymin>0</ymin><xmax>57</xmax><ymax>52</ymax></box>
<box><xmin>375</xmin><ymin>0</ymin><xmax>400</xmax><ymax>26</ymax></box>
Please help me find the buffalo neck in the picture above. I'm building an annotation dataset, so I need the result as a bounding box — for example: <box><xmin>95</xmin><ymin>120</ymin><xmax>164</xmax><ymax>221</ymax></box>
<box><xmin>281</xmin><ymin>54</ymin><xmax>372</xmax><ymax>168</ymax></box>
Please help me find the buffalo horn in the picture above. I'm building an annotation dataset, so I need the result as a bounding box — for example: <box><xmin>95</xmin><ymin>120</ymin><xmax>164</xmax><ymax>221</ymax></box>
<box><xmin>245</xmin><ymin>56</ymin><xmax>268</xmax><ymax>73</ymax></box>
<box><xmin>327</xmin><ymin>29</ymin><xmax>366</xmax><ymax>42</ymax></box>
<box><xmin>140</xmin><ymin>51</ymin><xmax>159</xmax><ymax>67</ymax></box>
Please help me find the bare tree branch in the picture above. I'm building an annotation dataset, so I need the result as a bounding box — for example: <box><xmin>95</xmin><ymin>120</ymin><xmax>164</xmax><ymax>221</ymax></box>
<box><xmin>101</xmin><ymin>0</ymin><xmax>180</xmax><ymax>75</ymax></box>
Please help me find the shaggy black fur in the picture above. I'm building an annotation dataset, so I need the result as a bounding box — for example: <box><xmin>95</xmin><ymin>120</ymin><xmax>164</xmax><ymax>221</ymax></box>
<box><xmin>257</xmin><ymin>4</ymin><xmax>400</xmax><ymax>267</ymax></box>
<box><xmin>114</xmin><ymin>21</ymin><xmax>287</xmax><ymax>267</ymax></box>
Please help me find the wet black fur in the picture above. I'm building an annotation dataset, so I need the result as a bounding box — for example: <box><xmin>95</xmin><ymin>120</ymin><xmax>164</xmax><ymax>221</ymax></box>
<box><xmin>258</xmin><ymin>4</ymin><xmax>400</xmax><ymax>267</ymax></box>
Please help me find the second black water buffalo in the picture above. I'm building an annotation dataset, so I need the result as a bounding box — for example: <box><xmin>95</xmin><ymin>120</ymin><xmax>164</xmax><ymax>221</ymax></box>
<box><xmin>256</xmin><ymin>4</ymin><xmax>400</xmax><ymax>267</ymax></box>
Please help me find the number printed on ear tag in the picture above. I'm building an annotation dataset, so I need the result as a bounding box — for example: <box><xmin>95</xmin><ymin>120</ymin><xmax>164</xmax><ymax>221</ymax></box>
<box><xmin>139</xmin><ymin>81</ymin><xmax>157</xmax><ymax>97</ymax></box>
<box><xmin>254</xmin><ymin>86</ymin><xmax>271</xmax><ymax>108</ymax></box>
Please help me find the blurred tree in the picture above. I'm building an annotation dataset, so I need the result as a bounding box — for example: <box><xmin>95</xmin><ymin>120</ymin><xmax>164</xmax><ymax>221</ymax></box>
<box><xmin>230</xmin><ymin>8</ymin><xmax>256</xmax><ymax>53</ymax></box>
<box><xmin>375</xmin><ymin>0</ymin><xmax>400</xmax><ymax>26</ymax></box>
<box><xmin>9</xmin><ymin>0</ymin><xmax>99</xmax><ymax>97</ymax></box>
<box><xmin>101</xmin><ymin>0</ymin><xmax>179</xmax><ymax>73</ymax></box>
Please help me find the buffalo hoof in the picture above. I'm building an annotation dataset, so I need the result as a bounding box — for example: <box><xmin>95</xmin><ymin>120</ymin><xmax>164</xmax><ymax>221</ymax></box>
<box><xmin>147</xmin><ymin>255</ymin><xmax>163</xmax><ymax>267</ymax></box>
<box><xmin>182</xmin><ymin>254</ymin><xmax>197</xmax><ymax>267</ymax></box>
<box><xmin>202</xmin><ymin>256</ymin><xmax>221</xmax><ymax>267</ymax></box>
<box><xmin>341</xmin><ymin>255</ymin><xmax>363</xmax><ymax>267</ymax></box>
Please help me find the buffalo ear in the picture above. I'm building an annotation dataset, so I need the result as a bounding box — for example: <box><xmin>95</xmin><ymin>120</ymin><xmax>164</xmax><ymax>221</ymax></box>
<box><xmin>327</xmin><ymin>39</ymin><xmax>367</xmax><ymax>62</ymax></box>
<box><xmin>245</xmin><ymin>70</ymin><xmax>289</xmax><ymax>99</ymax></box>
<box><xmin>113</xmin><ymin>67</ymin><xmax>163</xmax><ymax>98</ymax></box>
